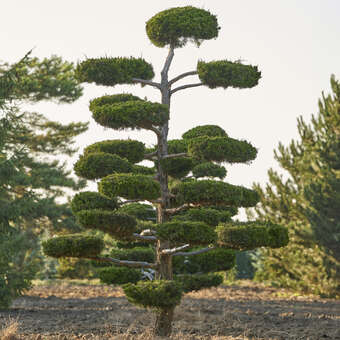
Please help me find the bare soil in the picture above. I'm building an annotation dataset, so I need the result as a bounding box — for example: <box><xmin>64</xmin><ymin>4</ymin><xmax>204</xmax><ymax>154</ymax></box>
<box><xmin>0</xmin><ymin>281</ymin><xmax>339</xmax><ymax>339</ymax></box>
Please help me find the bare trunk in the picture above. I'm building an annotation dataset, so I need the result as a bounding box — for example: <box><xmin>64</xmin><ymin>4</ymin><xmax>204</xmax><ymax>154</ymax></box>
<box><xmin>154</xmin><ymin>46</ymin><xmax>176</xmax><ymax>337</ymax></box>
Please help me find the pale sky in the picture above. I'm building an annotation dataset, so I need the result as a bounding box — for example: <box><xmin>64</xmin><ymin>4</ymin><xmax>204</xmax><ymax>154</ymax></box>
<box><xmin>2</xmin><ymin>0</ymin><xmax>340</xmax><ymax>195</ymax></box>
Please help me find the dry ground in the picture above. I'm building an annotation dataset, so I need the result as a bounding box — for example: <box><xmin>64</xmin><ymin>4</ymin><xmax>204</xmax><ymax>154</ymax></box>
<box><xmin>0</xmin><ymin>281</ymin><xmax>339</xmax><ymax>339</ymax></box>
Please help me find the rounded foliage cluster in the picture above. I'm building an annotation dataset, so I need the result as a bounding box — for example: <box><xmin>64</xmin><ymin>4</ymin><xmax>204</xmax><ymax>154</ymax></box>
<box><xmin>110</xmin><ymin>246</ymin><xmax>155</xmax><ymax>263</ymax></box>
<box><xmin>90</xmin><ymin>94</ymin><xmax>169</xmax><ymax>131</ymax></box>
<box><xmin>175</xmin><ymin>273</ymin><xmax>223</xmax><ymax>293</ymax></box>
<box><xmin>173</xmin><ymin>248</ymin><xmax>235</xmax><ymax>274</ymax></box>
<box><xmin>188</xmin><ymin>136</ymin><xmax>257</xmax><ymax>163</ymax></box>
<box><xmin>84</xmin><ymin>139</ymin><xmax>145</xmax><ymax>164</ymax></box>
<box><xmin>167</xmin><ymin>139</ymin><xmax>188</xmax><ymax>154</ymax></box>
<box><xmin>76</xmin><ymin>209</ymin><xmax>137</xmax><ymax>239</ymax></box>
<box><xmin>160</xmin><ymin>157</ymin><xmax>194</xmax><ymax>179</ymax></box>
<box><xmin>171</xmin><ymin>180</ymin><xmax>260</xmax><ymax>207</ymax></box>
<box><xmin>172</xmin><ymin>207</ymin><xmax>231</xmax><ymax>226</ymax></box>
<box><xmin>75</xmin><ymin>57</ymin><xmax>154</xmax><ymax>86</ymax></box>
<box><xmin>98</xmin><ymin>266</ymin><xmax>142</xmax><ymax>285</ymax></box>
<box><xmin>74</xmin><ymin>152</ymin><xmax>132</xmax><ymax>180</ymax></box>
<box><xmin>99</xmin><ymin>173</ymin><xmax>161</xmax><ymax>200</ymax></box>
<box><xmin>182</xmin><ymin>125</ymin><xmax>227</xmax><ymax>139</ymax></box>
<box><xmin>123</xmin><ymin>280</ymin><xmax>183</xmax><ymax>309</ymax></box>
<box><xmin>216</xmin><ymin>221</ymin><xmax>289</xmax><ymax>250</ymax></box>
<box><xmin>42</xmin><ymin>234</ymin><xmax>104</xmax><ymax>258</ymax></box>
<box><xmin>118</xmin><ymin>203</ymin><xmax>156</xmax><ymax>221</ymax></box>
<box><xmin>146</xmin><ymin>6</ymin><xmax>219</xmax><ymax>48</ymax></box>
<box><xmin>131</xmin><ymin>164</ymin><xmax>155</xmax><ymax>175</ymax></box>
<box><xmin>192</xmin><ymin>162</ymin><xmax>227</xmax><ymax>179</ymax></box>
<box><xmin>71</xmin><ymin>191</ymin><xmax>119</xmax><ymax>213</ymax></box>
<box><xmin>156</xmin><ymin>221</ymin><xmax>217</xmax><ymax>245</ymax></box>
<box><xmin>197</xmin><ymin>60</ymin><xmax>261</xmax><ymax>89</ymax></box>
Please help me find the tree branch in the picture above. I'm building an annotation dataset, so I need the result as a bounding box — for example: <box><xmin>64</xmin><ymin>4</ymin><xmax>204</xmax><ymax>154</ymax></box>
<box><xmin>162</xmin><ymin>152</ymin><xmax>188</xmax><ymax>159</ymax></box>
<box><xmin>162</xmin><ymin>244</ymin><xmax>190</xmax><ymax>255</ymax></box>
<box><xmin>132</xmin><ymin>78</ymin><xmax>161</xmax><ymax>89</ymax></box>
<box><xmin>172</xmin><ymin>246</ymin><xmax>215</xmax><ymax>257</ymax></box>
<box><xmin>87</xmin><ymin>256</ymin><xmax>157</xmax><ymax>269</ymax></box>
<box><xmin>144</xmin><ymin>151</ymin><xmax>158</xmax><ymax>160</ymax></box>
<box><xmin>133</xmin><ymin>233</ymin><xmax>158</xmax><ymax>242</ymax></box>
<box><xmin>140</xmin><ymin>229</ymin><xmax>157</xmax><ymax>236</ymax></box>
<box><xmin>149</xmin><ymin>126</ymin><xmax>162</xmax><ymax>137</ymax></box>
<box><xmin>171</xmin><ymin>83</ymin><xmax>204</xmax><ymax>95</ymax></box>
<box><xmin>161</xmin><ymin>46</ymin><xmax>175</xmax><ymax>78</ymax></box>
<box><xmin>169</xmin><ymin>71</ymin><xmax>198</xmax><ymax>86</ymax></box>
<box><xmin>165</xmin><ymin>203</ymin><xmax>191</xmax><ymax>215</ymax></box>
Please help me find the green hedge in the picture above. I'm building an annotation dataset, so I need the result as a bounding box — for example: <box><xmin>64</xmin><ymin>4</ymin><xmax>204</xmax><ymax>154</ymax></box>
<box><xmin>90</xmin><ymin>97</ymin><xmax>169</xmax><ymax>131</ymax></box>
<box><xmin>216</xmin><ymin>221</ymin><xmax>289</xmax><ymax>250</ymax></box>
<box><xmin>175</xmin><ymin>273</ymin><xmax>223</xmax><ymax>293</ymax></box>
<box><xmin>76</xmin><ymin>209</ymin><xmax>137</xmax><ymax>239</ymax></box>
<box><xmin>42</xmin><ymin>234</ymin><xmax>104</xmax><ymax>258</ymax></box>
<box><xmin>197</xmin><ymin>60</ymin><xmax>261</xmax><ymax>89</ymax></box>
<box><xmin>74</xmin><ymin>152</ymin><xmax>132</xmax><ymax>180</ymax></box>
<box><xmin>192</xmin><ymin>162</ymin><xmax>227</xmax><ymax>179</ymax></box>
<box><xmin>188</xmin><ymin>136</ymin><xmax>257</xmax><ymax>163</ymax></box>
<box><xmin>98</xmin><ymin>266</ymin><xmax>142</xmax><ymax>285</ymax></box>
<box><xmin>84</xmin><ymin>139</ymin><xmax>145</xmax><ymax>164</ymax></box>
<box><xmin>171</xmin><ymin>180</ymin><xmax>259</xmax><ymax>207</ymax></box>
<box><xmin>71</xmin><ymin>191</ymin><xmax>119</xmax><ymax>213</ymax></box>
<box><xmin>173</xmin><ymin>247</ymin><xmax>235</xmax><ymax>274</ymax></box>
<box><xmin>110</xmin><ymin>247</ymin><xmax>155</xmax><ymax>263</ymax></box>
<box><xmin>172</xmin><ymin>207</ymin><xmax>230</xmax><ymax>227</ymax></box>
<box><xmin>99</xmin><ymin>173</ymin><xmax>160</xmax><ymax>200</ymax></box>
<box><xmin>156</xmin><ymin>221</ymin><xmax>216</xmax><ymax>245</ymax></box>
<box><xmin>146</xmin><ymin>6</ymin><xmax>219</xmax><ymax>48</ymax></box>
<box><xmin>118</xmin><ymin>203</ymin><xmax>156</xmax><ymax>221</ymax></box>
<box><xmin>75</xmin><ymin>57</ymin><xmax>154</xmax><ymax>86</ymax></box>
<box><xmin>123</xmin><ymin>280</ymin><xmax>183</xmax><ymax>309</ymax></box>
<box><xmin>160</xmin><ymin>157</ymin><xmax>194</xmax><ymax>179</ymax></box>
<box><xmin>182</xmin><ymin>125</ymin><xmax>227</xmax><ymax>139</ymax></box>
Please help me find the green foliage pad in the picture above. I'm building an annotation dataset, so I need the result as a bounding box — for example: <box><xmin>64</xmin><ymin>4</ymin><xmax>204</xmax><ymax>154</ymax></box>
<box><xmin>182</xmin><ymin>125</ymin><xmax>227</xmax><ymax>139</ymax></box>
<box><xmin>98</xmin><ymin>266</ymin><xmax>142</xmax><ymax>285</ymax></box>
<box><xmin>146</xmin><ymin>6</ymin><xmax>219</xmax><ymax>48</ymax></box>
<box><xmin>71</xmin><ymin>191</ymin><xmax>119</xmax><ymax>213</ymax></box>
<box><xmin>216</xmin><ymin>221</ymin><xmax>289</xmax><ymax>250</ymax></box>
<box><xmin>123</xmin><ymin>280</ymin><xmax>183</xmax><ymax>309</ymax></box>
<box><xmin>175</xmin><ymin>273</ymin><xmax>223</xmax><ymax>293</ymax></box>
<box><xmin>99</xmin><ymin>173</ymin><xmax>160</xmax><ymax>201</ymax></box>
<box><xmin>198</xmin><ymin>60</ymin><xmax>261</xmax><ymax>89</ymax></box>
<box><xmin>172</xmin><ymin>180</ymin><xmax>259</xmax><ymax>207</ymax></box>
<box><xmin>84</xmin><ymin>139</ymin><xmax>145</xmax><ymax>164</ymax></box>
<box><xmin>42</xmin><ymin>234</ymin><xmax>104</xmax><ymax>258</ymax></box>
<box><xmin>188</xmin><ymin>136</ymin><xmax>257</xmax><ymax>163</ymax></box>
<box><xmin>75</xmin><ymin>57</ymin><xmax>154</xmax><ymax>86</ymax></box>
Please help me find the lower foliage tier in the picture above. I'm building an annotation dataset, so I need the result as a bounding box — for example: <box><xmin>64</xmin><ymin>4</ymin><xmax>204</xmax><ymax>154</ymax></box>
<box><xmin>123</xmin><ymin>280</ymin><xmax>183</xmax><ymax>309</ymax></box>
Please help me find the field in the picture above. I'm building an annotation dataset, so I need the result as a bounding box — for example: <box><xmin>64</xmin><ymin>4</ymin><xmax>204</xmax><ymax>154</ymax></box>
<box><xmin>0</xmin><ymin>281</ymin><xmax>339</xmax><ymax>340</ymax></box>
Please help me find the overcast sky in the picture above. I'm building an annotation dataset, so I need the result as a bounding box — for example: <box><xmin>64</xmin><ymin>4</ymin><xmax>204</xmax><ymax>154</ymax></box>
<box><xmin>2</xmin><ymin>0</ymin><xmax>340</xmax><ymax>194</ymax></box>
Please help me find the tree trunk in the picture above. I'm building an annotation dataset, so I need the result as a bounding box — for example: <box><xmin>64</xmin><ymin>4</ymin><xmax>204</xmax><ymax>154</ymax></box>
<box><xmin>155</xmin><ymin>307</ymin><xmax>175</xmax><ymax>337</ymax></box>
<box><xmin>153</xmin><ymin>46</ymin><xmax>176</xmax><ymax>337</ymax></box>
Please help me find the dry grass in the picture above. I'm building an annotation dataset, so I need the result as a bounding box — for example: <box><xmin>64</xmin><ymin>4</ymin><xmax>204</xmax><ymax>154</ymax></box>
<box><xmin>0</xmin><ymin>319</ymin><xmax>20</xmax><ymax>340</ymax></box>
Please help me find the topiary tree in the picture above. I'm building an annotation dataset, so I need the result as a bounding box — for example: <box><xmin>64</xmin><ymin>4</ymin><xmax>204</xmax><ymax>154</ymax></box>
<box><xmin>43</xmin><ymin>6</ymin><xmax>288</xmax><ymax>336</ymax></box>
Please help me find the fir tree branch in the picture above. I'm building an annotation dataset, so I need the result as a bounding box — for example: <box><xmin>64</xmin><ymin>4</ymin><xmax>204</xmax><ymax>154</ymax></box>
<box><xmin>144</xmin><ymin>151</ymin><xmax>158</xmax><ymax>160</ymax></box>
<box><xmin>161</xmin><ymin>46</ymin><xmax>175</xmax><ymax>78</ymax></box>
<box><xmin>172</xmin><ymin>246</ymin><xmax>215</xmax><ymax>257</ymax></box>
<box><xmin>165</xmin><ymin>204</ymin><xmax>192</xmax><ymax>215</ymax></box>
<box><xmin>131</xmin><ymin>78</ymin><xmax>161</xmax><ymax>89</ymax></box>
<box><xmin>87</xmin><ymin>256</ymin><xmax>157</xmax><ymax>269</ymax></box>
<box><xmin>162</xmin><ymin>244</ymin><xmax>190</xmax><ymax>255</ymax></box>
<box><xmin>169</xmin><ymin>71</ymin><xmax>198</xmax><ymax>86</ymax></box>
<box><xmin>171</xmin><ymin>83</ymin><xmax>204</xmax><ymax>95</ymax></box>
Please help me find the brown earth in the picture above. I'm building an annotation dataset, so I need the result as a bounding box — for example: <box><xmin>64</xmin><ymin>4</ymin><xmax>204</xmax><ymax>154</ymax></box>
<box><xmin>0</xmin><ymin>281</ymin><xmax>339</xmax><ymax>339</ymax></box>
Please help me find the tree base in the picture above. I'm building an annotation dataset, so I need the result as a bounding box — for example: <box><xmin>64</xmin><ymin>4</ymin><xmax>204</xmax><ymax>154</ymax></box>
<box><xmin>154</xmin><ymin>307</ymin><xmax>175</xmax><ymax>337</ymax></box>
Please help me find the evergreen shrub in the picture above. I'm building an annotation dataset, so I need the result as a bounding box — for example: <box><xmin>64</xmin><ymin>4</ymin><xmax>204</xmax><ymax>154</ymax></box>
<box><xmin>175</xmin><ymin>273</ymin><xmax>223</xmax><ymax>292</ymax></box>
<box><xmin>182</xmin><ymin>125</ymin><xmax>227</xmax><ymax>139</ymax></box>
<box><xmin>71</xmin><ymin>191</ymin><xmax>119</xmax><ymax>213</ymax></box>
<box><xmin>98</xmin><ymin>266</ymin><xmax>142</xmax><ymax>285</ymax></box>
<box><xmin>192</xmin><ymin>162</ymin><xmax>227</xmax><ymax>179</ymax></box>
